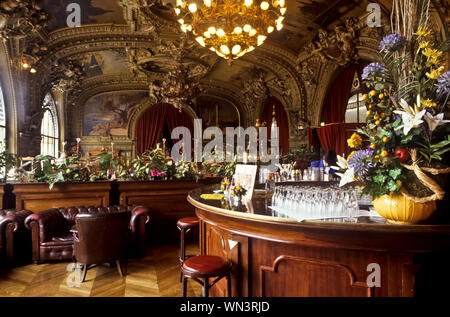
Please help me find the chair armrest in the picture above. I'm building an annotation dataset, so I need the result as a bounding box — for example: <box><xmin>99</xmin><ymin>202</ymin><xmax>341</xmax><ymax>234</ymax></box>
<box><xmin>0</xmin><ymin>215</ymin><xmax>18</xmax><ymax>234</ymax></box>
<box><xmin>24</xmin><ymin>209</ymin><xmax>68</xmax><ymax>243</ymax></box>
<box><xmin>129</xmin><ymin>206</ymin><xmax>149</xmax><ymax>257</ymax></box>
<box><xmin>129</xmin><ymin>206</ymin><xmax>150</xmax><ymax>234</ymax></box>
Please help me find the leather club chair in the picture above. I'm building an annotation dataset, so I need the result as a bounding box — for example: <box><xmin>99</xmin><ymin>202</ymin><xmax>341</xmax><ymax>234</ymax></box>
<box><xmin>73</xmin><ymin>212</ymin><xmax>131</xmax><ymax>282</ymax></box>
<box><xmin>24</xmin><ymin>206</ymin><xmax>149</xmax><ymax>263</ymax></box>
<box><xmin>0</xmin><ymin>209</ymin><xmax>33</xmax><ymax>266</ymax></box>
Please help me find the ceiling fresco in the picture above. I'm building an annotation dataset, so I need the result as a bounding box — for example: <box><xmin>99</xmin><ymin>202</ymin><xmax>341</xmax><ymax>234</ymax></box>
<box><xmin>76</xmin><ymin>49</ymin><xmax>129</xmax><ymax>77</ymax></box>
<box><xmin>42</xmin><ymin>0</ymin><xmax>125</xmax><ymax>31</ymax></box>
<box><xmin>40</xmin><ymin>0</ymin><xmax>372</xmax><ymax>53</ymax></box>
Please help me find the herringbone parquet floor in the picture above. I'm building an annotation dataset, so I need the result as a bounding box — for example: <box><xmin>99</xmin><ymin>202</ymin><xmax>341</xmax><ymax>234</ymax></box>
<box><xmin>0</xmin><ymin>243</ymin><xmax>202</xmax><ymax>297</ymax></box>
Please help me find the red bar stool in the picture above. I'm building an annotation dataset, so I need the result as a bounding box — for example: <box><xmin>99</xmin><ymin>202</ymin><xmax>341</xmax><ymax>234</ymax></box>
<box><xmin>181</xmin><ymin>255</ymin><xmax>232</xmax><ymax>297</ymax></box>
<box><xmin>177</xmin><ymin>217</ymin><xmax>199</xmax><ymax>282</ymax></box>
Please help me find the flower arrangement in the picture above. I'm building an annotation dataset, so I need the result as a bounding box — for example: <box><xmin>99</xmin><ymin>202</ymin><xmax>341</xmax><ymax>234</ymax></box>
<box><xmin>231</xmin><ymin>184</ymin><xmax>247</xmax><ymax>199</ymax></box>
<box><xmin>201</xmin><ymin>151</ymin><xmax>237</xmax><ymax>178</ymax></box>
<box><xmin>8</xmin><ymin>144</ymin><xmax>229</xmax><ymax>188</ymax></box>
<box><xmin>334</xmin><ymin>17</ymin><xmax>449</xmax><ymax>208</ymax></box>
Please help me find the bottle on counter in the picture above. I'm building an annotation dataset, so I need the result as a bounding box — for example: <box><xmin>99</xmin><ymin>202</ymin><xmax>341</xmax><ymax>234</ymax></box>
<box><xmin>265</xmin><ymin>173</ymin><xmax>276</xmax><ymax>197</ymax></box>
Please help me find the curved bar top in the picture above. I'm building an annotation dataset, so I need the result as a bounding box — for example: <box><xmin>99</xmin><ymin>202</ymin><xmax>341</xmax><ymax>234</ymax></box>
<box><xmin>188</xmin><ymin>184</ymin><xmax>450</xmax><ymax>297</ymax></box>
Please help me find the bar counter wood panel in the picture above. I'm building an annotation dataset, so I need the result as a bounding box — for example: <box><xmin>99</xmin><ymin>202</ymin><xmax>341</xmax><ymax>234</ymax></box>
<box><xmin>190</xmin><ymin>192</ymin><xmax>450</xmax><ymax>297</ymax></box>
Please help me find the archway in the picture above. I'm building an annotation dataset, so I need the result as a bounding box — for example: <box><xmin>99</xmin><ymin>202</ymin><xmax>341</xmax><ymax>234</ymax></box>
<box><xmin>315</xmin><ymin>62</ymin><xmax>369</xmax><ymax>156</ymax></box>
<box><xmin>261</xmin><ymin>97</ymin><xmax>289</xmax><ymax>156</ymax></box>
<box><xmin>135</xmin><ymin>103</ymin><xmax>194</xmax><ymax>155</ymax></box>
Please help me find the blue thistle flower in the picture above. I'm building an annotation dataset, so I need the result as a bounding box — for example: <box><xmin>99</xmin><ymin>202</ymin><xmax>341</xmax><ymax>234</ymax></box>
<box><xmin>362</xmin><ymin>62</ymin><xmax>387</xmax><ymax>81</ymax></box>
<box><xmin>348</xmin><ymin>149</ymin><xmax>373</xmax><ymax>181</ymax></box>
<box><xmin>379</xmin><ymin>34</ymin><xmax>407</xmax><ymax>53</ymax></box>
<box><xmin>436</xmin><ymin>71</ymin><xmax>450</xmax><ymax>98</ymax></box>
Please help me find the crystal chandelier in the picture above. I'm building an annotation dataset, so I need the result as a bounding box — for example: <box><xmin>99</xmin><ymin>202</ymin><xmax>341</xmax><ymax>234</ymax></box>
<box><xmin>174</xmin><ymin>0</ymin><xmax>286</xmax><ymax>62</ymax></box>
<box><xmin>159</xmin><ymin>60</ymin><xmax>203</xmax><ymax>111</ymax></box>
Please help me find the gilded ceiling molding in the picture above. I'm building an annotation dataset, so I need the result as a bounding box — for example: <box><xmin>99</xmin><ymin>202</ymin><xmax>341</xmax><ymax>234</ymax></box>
<box><xmin>310</xmin><ymin>37</ymin><xmax>385</xmax><ymax>126</ymax></box>
<box><xmin>0</xmin><ymin>0</ymin><xmax>48</xmax><ymax>40</ymax></box>
<box><xmin>119</xmin><ymin>0</ymin><xmax>180</xmax><ymax>35</ymax></box>
<box><xmin>244</xmin><ymin>49</ymin><xmax>307</xmax><ymax>136</ymax></box>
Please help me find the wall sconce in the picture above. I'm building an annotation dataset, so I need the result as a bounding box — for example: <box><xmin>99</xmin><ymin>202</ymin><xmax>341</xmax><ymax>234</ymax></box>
<box><xmin>14</xmin><ymin>54</ymin><xmax>38</xmax><ymax>73</ymax></box>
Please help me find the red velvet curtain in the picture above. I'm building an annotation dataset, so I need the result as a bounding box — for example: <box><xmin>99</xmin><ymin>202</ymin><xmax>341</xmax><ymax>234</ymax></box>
<box><xmin>261</xmin><ymin>97</ymin><xmax>290</xmax><ymax>156</ymax></box>
<box><xmin>135</xmin><ymin>103</ymin><xmax>193</xmax><ymax>154</ymax></box>
<box><xmin>307</xmin><ymin>126</ymin><xmax>320</xmax><ymax>151</ymax></box>
<box><xmin>166</xmin><ymin>106</ymin><xmax>194</xmax><ymax>142</ymax></box>
<box><xmin>320</xmin><ymin>64</ymin><xmax>359</xmax><ymax>124</ymax></box>
<box><xmin>313</xmin><ymin>63</ymin><xmax>367</xmax><ymax>156</ymax></box>
<box><xmin>136</xmin><ymin>104</ymin><xmax>168</xmax><ymax>155</ymax></box>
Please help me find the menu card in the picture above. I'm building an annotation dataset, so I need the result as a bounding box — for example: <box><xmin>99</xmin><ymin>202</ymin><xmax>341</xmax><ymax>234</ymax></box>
<box><xmin>233</xmin><ymin>164</ymin><xmax>258</xmax><ymax>202</ymax></box>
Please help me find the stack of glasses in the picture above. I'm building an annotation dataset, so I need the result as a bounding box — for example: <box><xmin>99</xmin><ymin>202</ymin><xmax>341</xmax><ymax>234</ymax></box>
<box><xmin>270</xmin><ymin>185</ymin><xmax>360</xmax><ymax>221</ymax></box>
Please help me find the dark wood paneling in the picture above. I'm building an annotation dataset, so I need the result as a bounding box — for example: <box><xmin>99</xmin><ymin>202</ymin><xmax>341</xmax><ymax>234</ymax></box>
<box><xmin>192</xmin><ymin>194</ymin><xmax>450</xmax><ymax>297</ymax></box>
<box><xmin>260</xmin><ymin>255</ymin><xmax>372</xmax><ymax>297</ymax></box>
<box><xmin>118</xmin><ymin>178</ymin><xmax>221</xmax><ymax>243</ymax></box>
<box><xmin>12</xmin><ymin>182</ymin><xmax>111</xmax><ymax>212</ymax></box>
<box><xmin>203</xmin><ymin>223</ymin><xmax>249</xmax><ymax>297</ymax></box>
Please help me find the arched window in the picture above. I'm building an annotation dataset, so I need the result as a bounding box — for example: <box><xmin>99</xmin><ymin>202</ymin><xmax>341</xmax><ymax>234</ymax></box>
<box><xmin>40</xmin><ymin>93</ymin><xmax>59</xmax><ymax>157</ymax></box>
<box><xmin>0</xmin><ymin>82</ymin><xmax>6</xmax><ymax>148</ymax></box>
<box><xmin>345</xmin><ymin>92</ymin><xmax>367</xmax><ymax>123</ymax></box>
<box><xmin>344</xmin><ymin>71</ymin><xmax>367</xmax><ymax>123</ymax></box>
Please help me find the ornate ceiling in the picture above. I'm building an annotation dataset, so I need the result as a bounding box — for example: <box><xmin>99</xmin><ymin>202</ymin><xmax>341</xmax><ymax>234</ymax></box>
<box><xmin>0</xmin><ymin>0</ymin><xmax>448</xmax><ymax>150</ymax></box>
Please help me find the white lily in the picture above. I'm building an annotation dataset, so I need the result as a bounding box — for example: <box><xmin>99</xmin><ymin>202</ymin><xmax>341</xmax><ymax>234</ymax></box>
<box><xmin>424</xmin><ymin>112</ymin><xmax>450</xmax><ymax>132</ymax></box>
<box><xmin>335</xmin><ymin>167</ymin><xmax>355</xmax><ymax>187</ymax></box>
<box><xmin>334</xmin><ymin>155</ymin><xmax>349</xmax><ymax>170</ymax></box>
<box><xmin>393</xmin><ymin>109</ymin><xmax>426</xmax><ymax>135</ymax></box>
<box><xmin>399</xmin><ymin>97</ymin><xmax>421</xmax><ymax>115</ymax></box>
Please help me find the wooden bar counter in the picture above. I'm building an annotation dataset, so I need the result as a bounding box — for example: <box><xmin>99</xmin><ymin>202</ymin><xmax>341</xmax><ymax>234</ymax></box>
<box><xmin>188</xmin><ymin>185</ymin><xmax>450</xmax><ymax>297</ymax></box>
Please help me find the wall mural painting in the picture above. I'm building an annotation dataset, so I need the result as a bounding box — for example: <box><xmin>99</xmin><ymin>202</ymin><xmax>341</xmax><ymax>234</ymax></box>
<box><xmin>42</xmin><ymin>0</ymin><xmax>125</xmax><ymax>31</ymax></box>
<box><xmin>83</xmin><ymin>91</ymin><xmax>148</xmax><ymax>136</ymax></box>
<box><xmin>76</xmin><ymin>50</ymin><xmax>128</xmax><ymax>77</ymax></box>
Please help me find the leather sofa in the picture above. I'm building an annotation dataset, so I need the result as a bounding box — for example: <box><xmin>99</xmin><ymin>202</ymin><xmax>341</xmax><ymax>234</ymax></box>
<box><xmin>24</xmin><ymin>206</ymin><xmax>149</xmax><ymax>263</ymax></box>
<box><xmin>0</xmin><ymin>209</ymin><xmax>33</xmax><ymax>266</ymax></box>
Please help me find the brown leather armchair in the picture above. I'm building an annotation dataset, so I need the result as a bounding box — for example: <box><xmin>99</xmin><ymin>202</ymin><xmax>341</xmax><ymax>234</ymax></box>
<box><xmin>0</xmin><ymin>209</ymin><xmax>33</xmax><ymax>266</ymax></box>
<box><xmin>24</xmin><ymin>206</ymin><xmax>149</xmax><ymax>263</ymax></box>
<box><xmin>74</xmin><ymin>212</ymin><xmax>131</xmax><ymax>282</ymax></box>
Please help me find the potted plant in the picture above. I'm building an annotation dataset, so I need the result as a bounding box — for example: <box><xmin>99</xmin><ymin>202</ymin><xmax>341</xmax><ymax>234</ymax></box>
<box><xmin>334</xmin><ymin>4</ymin><xmax>449</xmax><ymax>224</ymax></box>
<box><xmin>0</xmin><ymin>141</ymin><xmax>18</xmax><ymax>183</ymax></box>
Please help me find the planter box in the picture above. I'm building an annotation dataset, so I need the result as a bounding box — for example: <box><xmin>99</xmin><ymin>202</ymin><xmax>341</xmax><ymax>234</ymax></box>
<box><xmin>11</xmin><ymin>181</ymin><xmax>112</xmax><ymax>212</ymax></box>
<box><xmin>119</xmin><ymin>178</ymin><xmax>221</xmax><ymax>243</ymax></box>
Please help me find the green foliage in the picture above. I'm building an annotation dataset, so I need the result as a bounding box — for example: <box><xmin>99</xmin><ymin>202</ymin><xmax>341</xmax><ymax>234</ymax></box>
<box><xmin>344</xmin><ymin>24</ymin><xmax>449</xmax><ymax>200</ymax></box>
<box><xmin>363</xmin><ymin>160</ymin><xmax>406</xmax><ymax>198</ymax></box>
<box><xmin>281</xmin><ymin>144</ymin><xmax>317</xmax><ymax>166</ymax></box>
<box><xmin>0</xmin><ymin>141</ymin><xmax>18</xmax><ymax>183</ymax></box>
